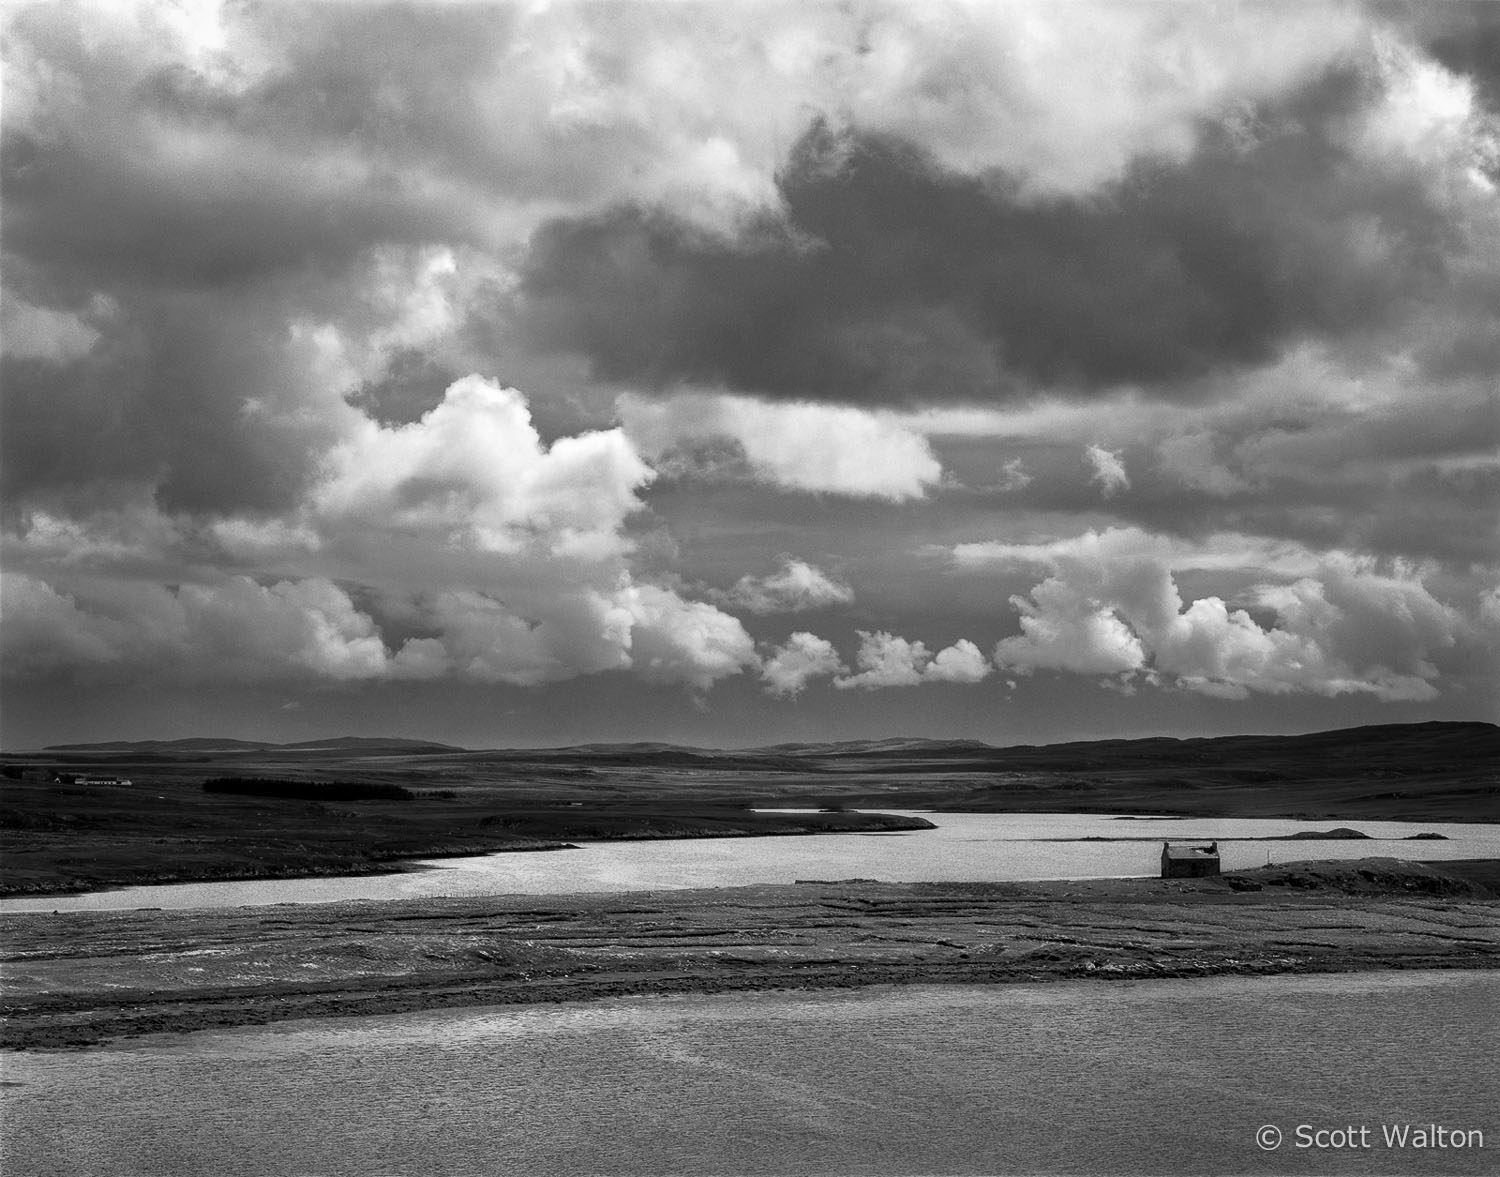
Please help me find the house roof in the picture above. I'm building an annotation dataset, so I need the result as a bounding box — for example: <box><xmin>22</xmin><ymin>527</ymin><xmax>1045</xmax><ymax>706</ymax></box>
<box><xmin>1163</xmin><ymin>844</ymin><xmax>1219</xmax><ymax>859</ymax></box>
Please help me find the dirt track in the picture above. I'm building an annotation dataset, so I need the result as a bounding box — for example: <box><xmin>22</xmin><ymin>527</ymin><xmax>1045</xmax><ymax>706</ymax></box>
<box><xmin>3</xmin><ymin>858</ymin><xmax>1497</xmax><ymax>1050</ymax></box>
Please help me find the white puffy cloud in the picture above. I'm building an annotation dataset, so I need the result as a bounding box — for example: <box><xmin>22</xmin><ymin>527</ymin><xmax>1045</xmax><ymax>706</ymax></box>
<box><xmin>835</xmin><ymin>631</ymin><xmax>930</xmax><ymax>690</ymax></box>
<box><xmin>760</xmin><ymin>631</ymin><xmax>846</xmax><ymax>698</ymax></box>
<box><xmin>390</xmin><ymin>590</ymin><xmax>609</xmax><ymax>687</ymax></box>
<box><xmin>1</xmin><ymin>374</ymin><xmax>766</xmax><ymax>693</ymax></box>
<box><xmin>1085</xmin><ymin>444</ymin><xmax>1130</xmax><ymax>498</ymax></box>
<box><xmin>981</xmin><ymin>528</ymin><xmax>1469</xmax><ymax>701</ymax></box>
<box><xmin>833</xmin><ymin>1</ymin><xmax>1371</xmax><ymax>199</ymax></box>
<box><xmin>4</xmin><ymin>0</ymin><xmax>1372</xmax><ymax>253</ymax></box>
<box><xmin>614</xmin><ymin>583</ymin><xmax>759</xmax><ymax>691</ymax></box>
<box><xmin>0</xmin><ymin>568</ymin><xmax>759</xmax><ymax>692</ymax></box>
<box><xmin>834</xmin><ymin>630</ymin><xmax>991</xmax><ymax>691</ymax></box>
<box><xmin>1359</xmin><ymin>32</ymin><xmax>1497</xmax><ymax>200</ymax></box>
<box><xmin>995</xmin><ymin>580</ymin><xmax>1147</xmax><ymax>677</ymax></box>
<box><xmin>394</xmin><ymin>581</ymin><xmax>760</xmax><ymax>692</ymax></box>
<box><xmin>619</xmin><ymin>393</ymin><xmax>942</xmax><ymax>501</ymax></box>
<box><xmin>0</xmin><ymin>572</ymin><xmax>392</xmax><ymax>683</ymax></box>
<box><xmin>719</xmin><ymin>559</ymin><xmax>854</xmax><ymax>614</ymax></box>
<box><xmin>924</xmin><ymin>638</ymin><xmax>994</xmax><ymax>684</ymax></box>
<box><xmin>315</xmin><ymin>375</ymin><xmax>652</xmax><ymax>557</ymax></box>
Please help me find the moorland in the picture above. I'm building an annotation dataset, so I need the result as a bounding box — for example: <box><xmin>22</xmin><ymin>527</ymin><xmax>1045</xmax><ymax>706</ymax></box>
<box><xmin>1</xmin><ymin>721</ymin><xmax>1495</xmax><ymax>896</ymax></box>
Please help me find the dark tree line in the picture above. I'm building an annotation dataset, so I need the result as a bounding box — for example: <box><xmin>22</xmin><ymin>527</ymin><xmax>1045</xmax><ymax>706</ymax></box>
<box><xmin>202</xmin><ymin>778</ymin><xmax>413</xmax><ymax>801</ymax></box>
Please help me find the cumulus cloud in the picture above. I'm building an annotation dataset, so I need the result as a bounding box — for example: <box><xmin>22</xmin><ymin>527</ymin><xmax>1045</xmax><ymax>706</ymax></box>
<box><xmin>614</xmin><ymin>584</ymin><xmax>759</xmax><ymax>691</ymax></box>
<box><xmin>834</xmin><ymin>630</ymin><xmax>992</xmax><ymax>690</ymax></box>
<box><xmin>0</xmin><ymin>568</ymin><xmax>760</xmax><ymax>692</ymax></box>
<box><xmin>390</xmin><ymin>590</ymin><xmax>611</xmax><ymax>687</ymax></box>
<box><xmin>4</xmin><ymin>0</ymin><xmax>1499</xmax><ymax>739</ymax></box>
<box><xmin>0</xmin><ymin>373</ymin><xmax>760</xmax><ymax>693</ymax></box>
<box><xmin>619</xmin><ymin>393</ymin><xmax>942</xmax><ymax>500</ymax></box>
<box><xmin>519</xmin><ymin>66</ymin><xmax>1492</xmax><ymax>406</ymax></box>
<box><xmin>981</xmin><ymin>528</ymin><xmax>1470</xmax><ymax>701</ymax></box>
<box><xmin>760</xmin><ymin>632</ymin><xmax>846</xmax><ymax>698</ymax></box>
<box><xmin>924</xmin><ymin>639</ymin><xmax>994</xmax><ymax>684</ymax></box>
<box><xmin>996</xmin><ymin>582</ymin><xmax>1147</xmax><ymax>677</ymax></box>
<box><xmin>1085</xmin><ymin>445</ymin><xmax>1130</xmax><ymax>498</ymax></box>
<box><xmin>718</xmin><ymin>559</ymin><xmax>854</xmax><ymax>615</ymax></box>
<box><xmin>0</xmin><ymin>572</ymin><xmax>391</xmax><ymax>683</ymax></box>
<box><xmin>314</xmin><ymin>375</ymin><xmax>652</xmax><ymax>557</ymax></box>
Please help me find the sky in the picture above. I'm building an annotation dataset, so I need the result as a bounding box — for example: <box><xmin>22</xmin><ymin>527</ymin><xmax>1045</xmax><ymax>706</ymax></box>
<box><xmin>2</xmin><ymin>0</ymin><xmax>1497</xmax><ymax>750</ymax></box>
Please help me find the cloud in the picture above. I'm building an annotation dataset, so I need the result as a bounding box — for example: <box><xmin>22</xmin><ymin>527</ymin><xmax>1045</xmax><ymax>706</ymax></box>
<box><xmin>0</xmin><ymin>567</ymin><xmax>759</xmax><ymax>693</ymax></box>
<box><xmin>4</xmin><ymin>0</ymin><xmax>1498</xmax><ymax>741</ymax></box>
<box><xmin>923</xmin><ymin>639</ymin><xmax>994</xmax><ymax>684</ymax></box>
<box><xmin>834</xmin><ymin>631</ymin><xmax>930</xmax><ymax>690</ymax></box>
<box><xmin>1085</xmin><ymin>445</ymin><xmax>1130</xmax><ymax>498</ymax></box>
<box><xmin>760</xmin><ymin>631</ymin><xmax>846</xmax><ymax>698</ymax></box>
<box><xmin>0</xmin><ymin>290</ymin><xmax>104</xmax><ymax>363</ymax></box>
<box><xmin>619</xmin><ymin>393</ymin><xmax>942</xmax><ymax>500</ymax></box>
<box><xmin>953</xmin><ymin>528</ymin><xmax>1323</xmax><ymax>580</ymax></box>
<box><xmin>718</xmin><ymin>559</ymin><xmax>854</xmax><ymax>615</ymax></box>
<box><xmin>1155</xmin><ymin>432</ymin><xmax>1249</xmax><ymax>496</ymax></box>
<box><xmin>1</xmin><ymin>375</ymin><xmax>761</xmax><ymax>693</ymax></box>
<box><xmin>519</xmin><ymin>60</ymin><xmax>1484</xmax><ymax>406</ymax></box>
<box><xmin>834</xmin><ymin>630</ymin><xmax>991</xmax><ymax>690</ymax></box>
<box><xmin>994</xmin><ymin>458</ymin><xmax>1034</xmax><ymax>492</ymax></box>
<box><xmin>982</xmin><ymin>528</ymin><xmax>1470</xmax><ymax>701</ymax></box>
<box><xmin>0</xmin><ymin>573</ymin><xmax>124</xmax><ymax>677</ymax></box>
<box><xmin>996</xmin><ymin>582</ymin><xmax>1147</xmax><ymax>677</ymax></box>
<box><xmin>390</xmin><ymin>590</ymin><xmax>613</xmax><ymax>687</ymax></box>
<box><xmin>619</xmin><ymin>583</ymin><xmax>761</xmax><ymax>691</ymax></box>
<box><xmin>0</xmin><ymin>571</ymin><xmax>390</xmax><ymax>683</ymax></box>
<box><xmin>314</xmin><ymin>375</ymin><xmax>652</xmax><ymax>558</ymax></box>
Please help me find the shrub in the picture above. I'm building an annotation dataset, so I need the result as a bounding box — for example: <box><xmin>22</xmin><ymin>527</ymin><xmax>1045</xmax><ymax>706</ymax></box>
<box><xmin>202</xmin><ymin>778</ymin><xmax>414</xmax><ymax>801</ymax></box>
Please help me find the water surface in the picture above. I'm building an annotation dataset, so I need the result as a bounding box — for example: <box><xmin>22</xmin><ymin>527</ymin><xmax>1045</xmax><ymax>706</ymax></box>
<box><xmin>3</xmin><ymin>970</ymin><xmax>1494</xmax><ymax>1176</ymax></box>
<box><xmin>3</xmin><ymin>812</ymin><xmax>1494</xmax><ymax>912</ymax></box>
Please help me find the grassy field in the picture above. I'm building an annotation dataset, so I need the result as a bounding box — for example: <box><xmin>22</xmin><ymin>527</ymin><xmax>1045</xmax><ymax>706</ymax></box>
<box><xmin>2</xmin><ymin>721</ymin><xmax>1494</xmax><ymax>896</ymax></box>
<box><xmin>0</xmin><ymin>779</ymin><xmax>931</xmax><ymax>896</ymax></box>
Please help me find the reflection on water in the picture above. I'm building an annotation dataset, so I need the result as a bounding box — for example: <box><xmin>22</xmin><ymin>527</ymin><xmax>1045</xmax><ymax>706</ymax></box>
<box><xmin>3</xmin><ymin>812</ymin><xmax>1496</xmax><ymax>912</ymax></box>
<box><xmin>3</xmin><ymin>970</ymin><xmax>1495</xmax><ymax>1176</ymax></box>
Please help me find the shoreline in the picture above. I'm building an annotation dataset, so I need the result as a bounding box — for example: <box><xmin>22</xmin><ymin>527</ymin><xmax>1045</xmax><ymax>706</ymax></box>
<box><xmin>4</xmin><ymin>858</ymin><xmax>1496</xmax><ymax>1051</ymax></box>
<box><xmin>0</xmin><ymin>806</ymin><xmax>935</xmax><ymax>899</ymax></box>
<box><xmin>11</xmin><ymin>955</ymin><xmax>1498</xmax><ymax>1055</ymax></box>
<box><xmin>3</xmin><ymin>801</ymin><xmax>1484</xmax><ymax>900</ymax></box>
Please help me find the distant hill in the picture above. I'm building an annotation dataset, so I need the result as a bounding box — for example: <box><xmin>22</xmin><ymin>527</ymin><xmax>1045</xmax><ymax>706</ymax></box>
<box><xmin>43</xmin><ymin>738</ymin><xmax>280</xmax><ymax>753</ymax></box>
<box><xmin>44</xmin><ymin>736</ymin><xmax>465</xmax><ymax>755</ymax></box>
<box><xmin>38</xmin><ymin>721</ymin><xmax>1497</xmax><ymax>772</ymax></box>
<box><xmin>545</xmin><ymin>723</ymin><xmax>1496</xmax><ymax>764</ymax></box>
<box><xmin>15</xmin><ymin>721</ymin><xmax>1496</xmax><ymax>822</ymax></box>
<box><xmin>279</xmin><ymin>737</ymin><xmax>466</xmax><ymax>753</ymax></box>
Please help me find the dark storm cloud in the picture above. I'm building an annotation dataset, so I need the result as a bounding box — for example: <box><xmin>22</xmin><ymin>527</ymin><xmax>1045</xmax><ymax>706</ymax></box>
<box><xmin>0</xmin><ymin>121</ymin><xmax>467</xmax><ymax>294</ymax></box>
<box><xmin>0</xmin><ymin>0</ymin><xmax>727</xmax><ymax>519</ymax></box>
<box><xmin>0</xmin><ymin>4</ymin><xmax>495</xmax><ymax>294</ymax></box>
<box><xmin>0</xmin><ymin>4</ymin><xmax>483</xmax><ymax>518</ymax></box>
<box><xmin>346</xmin><ymin>348</ymin><xmax>459</xmax><ymax>427</ymax></box>
<box><xmin>520</xmin><ymin>71</ymin><xmax>1455</xmax><ymax>405</ymax></box>
<box><xmin>0</xmin><ymin>296</ymin><xmax>334</xmax><ymax>516</ymax></box>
